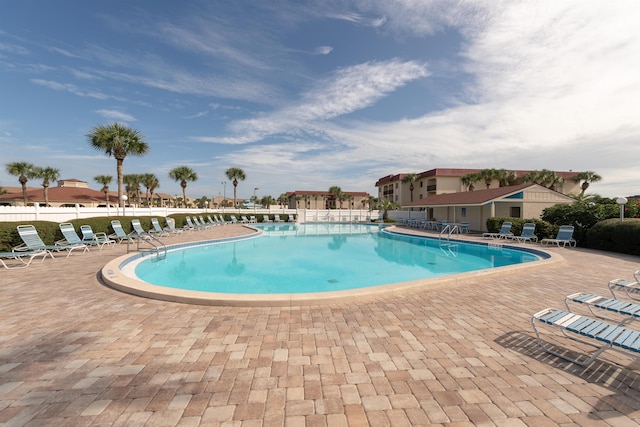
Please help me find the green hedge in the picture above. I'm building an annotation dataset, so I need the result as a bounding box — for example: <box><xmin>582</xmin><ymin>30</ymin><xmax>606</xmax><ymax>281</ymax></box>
<box><xmin>587</xmin><ymin>218</ymin><xmax>640</xmax><ymax>255</ymax></box>
<box><xmin>485</xmin><ymin>217</ymin><xmax>557</xmax><ymax>241</ymax></box>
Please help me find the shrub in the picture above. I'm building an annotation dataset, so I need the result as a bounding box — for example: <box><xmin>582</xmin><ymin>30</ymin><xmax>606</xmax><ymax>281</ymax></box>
<box><xmin>587</xmin><ymin>218</ymin><xmax>640</xmax><ymax>255</ymax></box>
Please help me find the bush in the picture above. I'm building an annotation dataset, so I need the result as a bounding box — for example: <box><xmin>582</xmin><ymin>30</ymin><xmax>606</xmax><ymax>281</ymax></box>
<box><xmin>587</xmin><ymin>218</ymin><xmax>640</xmax><ymax>255</ymax></box>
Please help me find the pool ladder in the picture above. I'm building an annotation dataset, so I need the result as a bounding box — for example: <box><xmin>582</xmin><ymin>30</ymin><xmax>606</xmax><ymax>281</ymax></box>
<box><xmin>438</xmin><ymin>224</ymin><xmax>459</xmax><ymax>257</ymax></box>
<box><xmin>126</xmin><ymin>232</ymin><xmax>167</xmax><ymax>260</ymax></box>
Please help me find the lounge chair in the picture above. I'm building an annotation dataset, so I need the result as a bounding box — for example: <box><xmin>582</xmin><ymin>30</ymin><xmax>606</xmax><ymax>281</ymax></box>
<box><xmin>230</xmin><ymin>215</ymin><xmax>239</xmax><ymax>224</ymax></box>
<box><xmin>541</xmin><ymin>225</ymin><xmax>576</xmax><ymax>247</ymax></box>
<box><xmin>531</xmin><ymin>307</ymin><xmax>640</xmax><ymax>366</ymax></box>
<box><xmin>565</xmin><ymin>292</ymin><xmax>640</xmax><ymax>324</ymax></box>
<box><xmin>164</xmin><ymin>217</ymin><xmax>184</xmax><ymax>234</ymax></box>
<box><xmin>510</xmin><ymin>223</ymin><xmax>538</xmax><ymax>243</ymax></box>
<box><xmin>131</xmin><ymin>219</ymin><xmax>153</xmax><ymax>239</ymax></box>
<box><xmin>80</xmin><ymin>225</ymin><xmax>115</xmax><ymax>250</ymax></box>
<box><xmin>274</xmin><ymin>215</ymin><xmax>282</xmax><ymax>223</ymax></box>
<box><xmin>262</xmin><ymin>215</ymin><xmax>273</xmax><ymax>223</ymax></box>
<box><xmin>199</xmin><ymin>216</ymin><xmax>216</xmax><ymax>228</ymax></box>
<box><xmin>14</xmin><ymin>225</ymin><xmax>82</xmax><ymax>258</ymax></box>
<box><xmin>458</xmin><ymin>221</ymin><xmax>470</xmax><ymax>234</ymax></box>
<box><xmin>56</xmin><ymin>223</ymin><xmax>91</xmax><ymax>254</ymax></box>
<box><xmin>240</xmin><ymin>216</ymin><xmax>250</xmax><ymax>224</ymax></box>
<box><xmin>249</xmin><ymin>216</ymin><xmax>257</xmax><ymax>223</ymax></box>
<box><xmin>109</xmin><ymin>220</ymin><xmax>136</xmax><ymax>243</ymax></box>
<box><xmin>287</xmin><ymin>215</ymin><xmax>295</xmax><ymax>222</ymax></box>
<box><xmin>149</xmin><ymin>218</ymin><xmax>170</xmax><ymax>237</ymax></box>
<box><xmin>482</xmin><ymin>222</ymin><xmax>513</xmax><ymax>239</ymax></box>
<box><xmin>0</xmin><ymin>250</ymin><xmax>49</xmax><ymax>269</ymax></box>
<box><xmin>185</xmin><ymin>216</ymin><xmax>201</xmax><ymax>230</ymax></box>
<box><xmin>214</xmin><ymin>215</ymin><xmax>227</xmax><ymax>225</ymax></box>
<box><xmin>203</xmin><ymin>215</ymin><xmax>217</xmax><ymax>227</ymax></box>
<box><xmin>608</xmin><ymin>270</ymin><xmax>640</xmax><ymax>300</ymax></box>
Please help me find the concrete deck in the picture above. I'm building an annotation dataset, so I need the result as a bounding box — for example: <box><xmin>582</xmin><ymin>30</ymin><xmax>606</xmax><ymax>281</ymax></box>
<box><xmin>1</xmin><ymin>224</ymin><xmax>640</xmax><ymax>426</ymax></box>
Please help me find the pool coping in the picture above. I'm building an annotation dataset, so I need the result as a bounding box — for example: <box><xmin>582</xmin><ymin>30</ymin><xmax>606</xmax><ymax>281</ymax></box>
<box><xmin>100</xmin><ymin>225</ymin><xmax>565</xmax><ymax>306</ymax></box>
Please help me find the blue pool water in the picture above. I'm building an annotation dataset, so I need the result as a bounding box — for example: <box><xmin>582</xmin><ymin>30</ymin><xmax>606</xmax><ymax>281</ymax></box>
<box><xmin>133</xmin><ymin>223</ymin><xmax>542</xmax><ymax>294</ymax></box>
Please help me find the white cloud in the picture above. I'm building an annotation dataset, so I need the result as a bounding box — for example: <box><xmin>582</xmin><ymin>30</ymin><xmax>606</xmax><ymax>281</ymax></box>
<box><xmin>200</xmin><ymin>59</ymin><xmax>429</xmax><ymax>144</ymax></box>
<box><xmin>96</xmin><ymin>109</ymin><xmax>136</xmax><ymax>122</ymax></box>
<box><xmin>314</xmin><ymin>46</ymin><xmax>333</xmax><ymax>55</ymax></box>
<box><xmin>30</xmin><ymin>78</ymin><xmax>112</xmax><ymax>99</ymax></box>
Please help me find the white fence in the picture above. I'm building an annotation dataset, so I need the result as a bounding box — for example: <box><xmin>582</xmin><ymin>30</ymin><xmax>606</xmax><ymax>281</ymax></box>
<box><xmin>0</xmin><ymin>205</ymin><xmax>379</xmax><ymax>224</ymax></box>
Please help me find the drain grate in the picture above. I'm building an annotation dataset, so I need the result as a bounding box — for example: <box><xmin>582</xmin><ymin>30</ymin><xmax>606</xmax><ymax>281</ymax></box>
<box><xmin>327</xmin><ymin>279</ymin><xmax>338</xmax><ymax>283</ymax></box>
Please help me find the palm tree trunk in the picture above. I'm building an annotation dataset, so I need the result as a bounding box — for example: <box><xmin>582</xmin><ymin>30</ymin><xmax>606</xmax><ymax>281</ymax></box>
<box><xmin>117</xmin><ymin>159</ymin><xmax>124</xmax><ymax>207</ymax></box>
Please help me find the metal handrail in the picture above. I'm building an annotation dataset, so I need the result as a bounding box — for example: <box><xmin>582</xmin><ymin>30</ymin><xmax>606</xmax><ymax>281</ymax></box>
<box><xmin>127</xmin><ymin>231</ymin><xmax>167</xmax><ymax>260</ymax></box>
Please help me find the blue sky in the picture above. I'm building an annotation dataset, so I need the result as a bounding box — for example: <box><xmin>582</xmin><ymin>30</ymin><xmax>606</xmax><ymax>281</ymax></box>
<box><xmin>1</xmin><ymin>0</ymin><xmax>639</xmax><ymax>200</ymax></box>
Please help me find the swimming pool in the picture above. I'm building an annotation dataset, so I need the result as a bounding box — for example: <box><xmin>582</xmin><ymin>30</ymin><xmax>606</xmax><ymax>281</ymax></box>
<box><xmin>128</xmin><ymin>223</ymin><xmax>544</xmax><ymax>295</ymax></box>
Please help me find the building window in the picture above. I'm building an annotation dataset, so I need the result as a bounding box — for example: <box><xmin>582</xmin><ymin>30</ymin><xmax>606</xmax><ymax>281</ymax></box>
<box><xmin>395</xmin><ymin>183</ymin><xmax>398</xmax><ymax>188</ymax></box>
<box><xmin>510</xmin><ymin>206</ymin><xmax>521</xmax><ymax>218</ymax></box>
<box><xmin>461</xmin><ymin>207</ymin><xmax>467</xmax><ymax>218</ymax></box>
<box><xmin>419</xmin><ymin>181</ymin><xmax>423</xmax><ymax>187</ymax></box>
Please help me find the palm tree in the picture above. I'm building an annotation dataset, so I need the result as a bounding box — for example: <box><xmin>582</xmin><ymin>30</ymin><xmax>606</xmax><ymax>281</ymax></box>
<box><xmin>493</xmin><ymin>169</ymin><xmax>517</xmax><ymax>187</ymax></box>
<box><xmin>123</xmin><ymin>174</ymin><xmax>143</xmax><ymax>206</ymax></box>
<box><xmin>376</xmin><ymin>198</ymin><xmax>399</xmax><ymax>221</ymax></box>
<box><xmin>225</xmin><ymin>168</ymin><xmax>246</xmax><ymax>208</ymax></box>
<box><xmin>277</xmin><ymin>193</ymin><xmax>288</xmax><ymax>210</ymax></box>
<box><xmin>94</xmin><ymin>175</ymin><xmax>113</xmax><ymax>205</ymax></box>
<box><xmin>87</xmin><ymin>122</ymin><xmax>150</xmax><ymax>207</ymax></box>
<box><xmin>261</xmin><ymin>195</ymin><xmax>275</xmax><ymax>208</ymax></box>
<box><xmin>478</xmin><ymin>168</ymin><xmax>497</xmax><ymax>189</ymax></box>
<box><xmin>5</xmin><ymin>161</ymin><xmax>36</xmax><ymax>205</ymax></box>
<box><xmin>169</xmin><ymin>166</ymin><xmax>198</xmax><ymax>208</ymax></box>
<box><xmin>142</xmin><ymin>173</ymin><xmax>160</xmax><ymax>207</ymax></box>
<box><xmin>401</xmin><ymin>173</ymin><xmax>419</xmax><ymax>202</ymax></box>
<box><xmin>461</xmin><ymin>172</ymin><xmax>479</xmax><ymax>191</ymax></box>
<box><xmin>574</xmin><ymin>171</ymin><xmax>602</xmax><ymax>196</ymax></box>
<box><xmin>33</xmin><ymin>166</ymin><xmax>60</xmax><ymax>206</ymax></box>
<box><xmin>328</xmin><ymin>186</ymin><xmax>343</xmax><ymax>208</ymax></box>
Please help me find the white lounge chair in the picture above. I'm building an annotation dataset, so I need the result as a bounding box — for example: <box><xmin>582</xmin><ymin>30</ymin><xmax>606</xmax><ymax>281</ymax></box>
<box><xmin>164</xmin><ymin>218</ymin><xmax>184</xmax><ymax>234</ymax></box>
<box><xmin>483</xmin><ymin>222</ymin><xmax>513</xmax><ymax>239</ymax></box>
<box><xmin>532</xmin><ymin>307</ymin><xmax>640</xmax><ymax>366</ymax></box>
<box><xmin>510</xmin><ymin>223</ymin><xmax>538</xmax><ymax>243</ymax></box>
<box><xmin>14</xmin><ymin>225</ymin><xmax>83</xmax><ymax>259</ymax></box>
<box><xmin>608</xmin><ymin>270</ymin><xmax>640</xmax><ymax>300</ymax></box>
<box><xmin>149</xmin><ymin>218</ymin><xmax>170</xmax><ymax>237</ymax></box>
<box><xmin>109</xmin><ymin>220</ymin><xmax>136</xmax><ymax>243</ymax></box>
<box><xmin>80</xmin><ymin>225</ymin><xmax>115</xmax><ymax>250</ymax></box>
<box><xmin>262</xmin><ymin>215</ymin><xmax>273</xmax><ymax>223</ymax></box>
<box><xmin>0</xmin><ymin>250</ymin><xmax>49</xmax><ymax>269</ymax></box>
<box><xmin>56</xmin><ymin>223</ymin><xmax>91</xmax><ymax>255</ymax></box>
<box><xmin>541</xmin><ymin>225</ymin><xmax>576</xmax><ymax>247</ymax></box>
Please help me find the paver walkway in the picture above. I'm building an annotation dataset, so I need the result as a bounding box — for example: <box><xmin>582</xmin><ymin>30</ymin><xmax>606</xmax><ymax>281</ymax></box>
<box><xmin>1</xmin><ymin>223</ymin><xmax>640</xmax><ymax>426</ymax></box>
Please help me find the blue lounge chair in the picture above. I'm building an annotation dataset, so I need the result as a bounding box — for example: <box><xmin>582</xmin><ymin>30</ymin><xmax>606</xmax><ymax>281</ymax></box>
<box><xmin>184</xmin><ymin>216</ymin><xmax>201</xmax><ymax>230</ymax></box>
<box><xmin>131</xmin><ymin>219</ymin><xmax>153</xmax><ymax>239</ymax></box>
<box><xmin>0</xmin><ymin>250</ymin><xmax>49</xmax><ymax>269</ymax></box>
<box><xmin>240</xmin><ymin>216</ymin><xmax>250</xmax><ymax>224</ymax></box>
<box><xmin>482</xmin><ymin>222</ymin><xmax>513</xmax><ymax>239</ymax></box>
<box><xmin>608</xmin><ymin>270</ymin><xmax>640</xmax><ymax>301</ymax></box>
<box><xmin>565</xmin><ymin>292</ymin><xmax>640</xmax><ymax>325</ymax></box>
<box><xmin>541</xmin><ymin>225</ymin><xmax>576</xmax><ymax>247</ymax></box>
<box><xmin>14</xmin><ymin>225</ymin><xmax>80</xmax><ymax>258</ymax></box>
<box><xmin>532</xmin><ymin>307</ymin><xmax>640</xmax><ymax>366</ymax></box>
<box><xmin>229</xmin><ymin>215</ymin><xmax>239</xmax><ymax>224</ymax></box>
<box><xmin>57</xmin><ymin>223</ymin><xmax>91</xmax><ymax>254</ymax></box>
<box><xmin>80</xmin><ymin>225</ymin><xmax>115</xmax><ymax>250</ymax></box>
<box><xmin>149</xmin><ymin>218</ymin><xmax>170</xmax><ymax>237</ymax></box>
<box><xmin>511</xmin><ymin>223</ymin><xmax>538</xmax><ymax>243</ymax></box>
<box><xmin>164</xmin><ymin>217</ymin><xmax>184</xmax><ymax>234</ymax></box>
<box><xmin>109</xmin><ymin>220</ymin><xmax>135</xmax><ymax>243</ymax></box>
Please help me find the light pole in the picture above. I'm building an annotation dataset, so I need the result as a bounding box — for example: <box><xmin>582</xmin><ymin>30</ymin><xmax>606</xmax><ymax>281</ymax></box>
<box><xmin>120</xmin><ymin>195</ymin><xmax>128</xmax><ymax>217</ymax></box>
<box><xmin>617</xmin><ymin>197</ymin><xmax>628</xmax><ymax>222</ymax></box>
<box><xmin>221</xmin><ymin>181</ymin><xmax>227</xmax><ymax>213</ymax></box>
<box><xmin>253</xmin><ymin>187</ymin><xmax>259</xmax><ymax>213</ymax></box>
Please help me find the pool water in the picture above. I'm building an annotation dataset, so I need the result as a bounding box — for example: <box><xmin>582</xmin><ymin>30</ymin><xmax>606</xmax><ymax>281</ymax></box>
<box><xmin>133</xmin><ymin>223</ymin><xmax>541</xmax><ymax>294</ymax></box>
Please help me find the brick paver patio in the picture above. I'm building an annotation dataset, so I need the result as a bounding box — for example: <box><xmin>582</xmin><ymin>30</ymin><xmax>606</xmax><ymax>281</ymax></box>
<box><xmin>1</xmin><ymin>224</ymin><xmax>640</xmax><ymax>426</ymax></box>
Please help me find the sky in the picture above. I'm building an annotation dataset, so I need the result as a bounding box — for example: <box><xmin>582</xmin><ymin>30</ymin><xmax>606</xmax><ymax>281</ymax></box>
<box><xmin>1</xmin><ymin>0</ymin><xmax>639</xmax><ymax>201</ymax></box>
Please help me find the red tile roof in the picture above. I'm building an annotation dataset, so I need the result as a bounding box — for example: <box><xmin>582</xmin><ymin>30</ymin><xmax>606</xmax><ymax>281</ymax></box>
<box><xmin>403</xmin><ymin>183</ymin><xmax>571</xmax><ymax>207</ymax></box>
<box><xmin>0</xmin><ymin>186</ymin><xmax>117</xmax><ymax>204</ymax></box>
